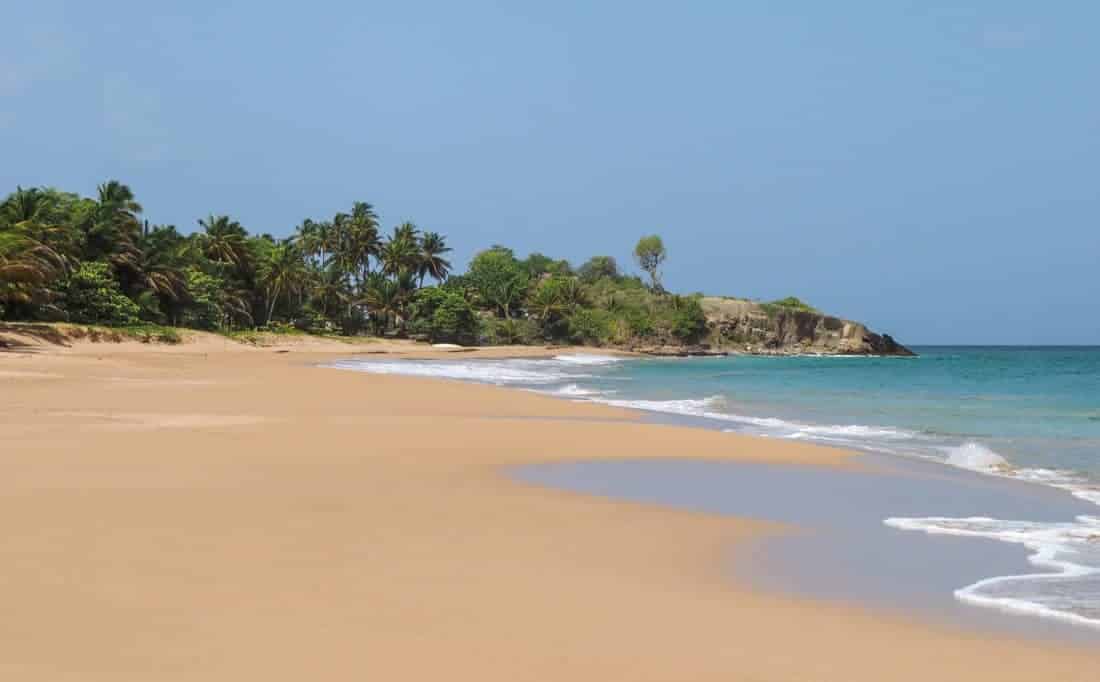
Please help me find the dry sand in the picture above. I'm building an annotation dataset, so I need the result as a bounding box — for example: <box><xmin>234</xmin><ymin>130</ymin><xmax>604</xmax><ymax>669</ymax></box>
<box><xmin>2</xmin><ymin>332</ymin><xmax>1097</xmax><ymax>680</ymax></box>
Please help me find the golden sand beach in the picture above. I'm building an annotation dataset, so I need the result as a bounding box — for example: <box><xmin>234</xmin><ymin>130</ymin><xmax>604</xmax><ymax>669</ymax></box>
<box><xmin>2</xmin><ymin>332</ymin><xmax>1097</xmax><ymax>680</ymax></box>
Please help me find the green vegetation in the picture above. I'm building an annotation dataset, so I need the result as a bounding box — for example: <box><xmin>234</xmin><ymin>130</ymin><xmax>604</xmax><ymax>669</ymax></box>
<box><xmin>1</xmin><ymin>180</ymin><xmax>709</xmax><ymax>348</ymax></box>
<box><xmin>633</xmin><ymin>235</ymin><xmax>667</xmax><ymax>291</ymax></box>
<box><xmin>760</xmin><ymin>296</ymin><xmax>818</xmax><ymax>317</ymax></box>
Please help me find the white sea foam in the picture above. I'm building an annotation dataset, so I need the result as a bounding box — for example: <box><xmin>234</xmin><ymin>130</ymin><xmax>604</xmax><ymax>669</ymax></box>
<box><xmin>597</xmin><ymin>395</ymin><xmax>729</xmax><ymax>418</ymax></box>
<box><xmin>326</xmin><ymin>358</ymin><xmax>593</xmax><ymax>385</ymax></box>
<box><xmin>594</xmin><ymin>395</ymin><xmax>924</xmax><ymax>445</ymax></box>
<box><xmin>785</xmin><ymin>423</ymin><xmax>918</xmax><ymax>441</ymax></box>
<box><xmin>936</xmin><ymin>443</ymin><xmax>1100</xmax><ymax>509</ymax></box>
<box><xmin>944</xmin><ymin>442</ymin><xmax>1011</xmax><ymax>472</ymax></box>
<box><xmin>547</xmin><ymin>383</ymin><xmax>606</xmax><ymax>397</ymax></box>
<box><xmin>552</xmin><ymin>354</ymin><xmax>623</xmax><ymax>366</ymax></box>
<box><xmin>602</xmin><ymin>389</ymin><xmax>1100</xmax><ymax>628</ymax></box>
<box><xmin>884</xmin><ymin>515</ymin><xmax>1100</xmax><ymax>629</ymax></box>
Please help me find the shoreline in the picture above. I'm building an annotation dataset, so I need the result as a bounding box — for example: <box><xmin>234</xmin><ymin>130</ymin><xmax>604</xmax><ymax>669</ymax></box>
<box><xmin>3</xmin><ymin>339</ymin><xmax>1099</xmax><ymax>680</ymax></box>
<box><xmin>329</xmin><ymin>351</ymin><xmax>1100</xmax><ymax>634</ymax></box>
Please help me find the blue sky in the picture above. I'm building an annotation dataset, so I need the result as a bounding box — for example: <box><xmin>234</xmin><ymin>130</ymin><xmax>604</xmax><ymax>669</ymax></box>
<box><xmin>3</xmin><ymin>1</ymin><xmax>1098</xmax><ymax>344</ymax></box>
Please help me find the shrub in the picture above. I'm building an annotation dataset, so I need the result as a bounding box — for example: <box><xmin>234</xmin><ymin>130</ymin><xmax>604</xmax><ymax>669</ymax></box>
<box><xmin>761</xmin><ymin>296</ymin><xmax>817</xmax><ymax>316</ymax></box>
<box><xmin>623</xmin><ymin>307</ymin><xmax>654</xmax><ymax>338</ymax></box>
<box><xmin>481</xmin><ymin>317</ymin><xmax>537</xmax><ymax>345</ymax></box>
<box><xmin>135</xmin><ymin>290</ymin><xmax>166</xmax><ymax>324</ymax></box>
<box><xmin>121</xmin><ymin>324</ymin><xmax>183</xmax><ymax>344</ymax></box>
<box><xmin>567</xmin><ymin>308</ymin><xmax>614</xmax><ymax>344</ymax></box>
<box><xmin>181</xmin><ymin>268</ymin><xmax>225</xmax><ymax>330</ymax></box>
<box><xmin>577</xmin><ymin>256</ymin><xmax>620</xmax><ymax>283</ymax></box>
<box><xmin>665</xmin><ymin>296</ymin><xmax>708</xmax><ymax>342</ymax></box>
<box><xmin>409</xmin><ymin>287</ymin><xmax>478</xmax><ymax>343</ymax></box>
<box><xmin>63</xmin><ymin>262</ymin><xmax>141</xmax><ymax>326</ymax></box>
<box><xmin>466</xmin><ymin>248</ymin><xmax>529</xmax><ymax>318</ymax></box>
<box><xmin>293</xmin><ymin>304</ymin><xmax>334</xmax><ymax>334</ymax></box>
<box><xmin>431</xmin><ymin>295</ymin><xmax>478</xmax><ymax>344</ymax></box>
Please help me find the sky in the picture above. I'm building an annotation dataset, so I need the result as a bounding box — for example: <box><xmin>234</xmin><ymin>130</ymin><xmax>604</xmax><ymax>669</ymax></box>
<box><xmin>2</xmin><ymin>1</ymin><xmax>1098</xmax><ymax>344</ymax></box>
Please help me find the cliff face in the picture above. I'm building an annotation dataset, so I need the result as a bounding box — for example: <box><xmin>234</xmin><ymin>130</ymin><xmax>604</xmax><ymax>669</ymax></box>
<box><xmin>699</xmin><ymin>297</ymin><xmax>915</xmax><ymax>356</ymax></box>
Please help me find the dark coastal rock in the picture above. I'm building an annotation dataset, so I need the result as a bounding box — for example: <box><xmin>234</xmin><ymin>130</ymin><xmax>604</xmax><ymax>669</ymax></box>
<box><xmin>634</xmin><ymin>345</ymin><xmax>729</xmax><ymax>358</ymax></box>
<box><xmin>700</xmin><ymin>297</ymin><xmax>916</xmax><ymax>357</ymax></box>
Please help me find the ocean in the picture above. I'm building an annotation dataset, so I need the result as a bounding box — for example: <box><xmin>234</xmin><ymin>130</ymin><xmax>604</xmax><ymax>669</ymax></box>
<box><xmin>328</xmin><ymin>347</ymin><xmax>1100</xmax><ymax>629</ymax></box>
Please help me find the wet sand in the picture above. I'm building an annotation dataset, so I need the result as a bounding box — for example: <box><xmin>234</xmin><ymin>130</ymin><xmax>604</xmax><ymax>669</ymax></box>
<box><xmin>2</xmin><ymin>335</ymin><xmax>1099</xmax><ymax>680</ymax></box>
<box><xmin>516</xmin><ymin>454</ymin><xmax>1100</xmax><ymax>642</ymax></box>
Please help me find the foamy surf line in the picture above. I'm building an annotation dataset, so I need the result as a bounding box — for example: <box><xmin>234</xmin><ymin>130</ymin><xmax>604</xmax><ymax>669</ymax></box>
<box><xmin>884</xmin><ymin>515</ymin><xmax>1100</xmax><ymax>629</ymax></box>
<box><xmin>325</xmin><ymin>354</ymin><xmax>622</xmax><ymax>387</ymax></box>
<box><xmin>593</xmin><ymin>395</ymin><xmax>924</xmax><ymax>441</ymax></box>
<box><xmin>879</xmin><ymin>442</ymin><xmax>1100</xmax><ymax>629</ymax></box>
<box><xmin>327</xmin><ymin>354</ymin><xmax>1100</xmax><ymax>629</ymax></box>
<box><xmin>598</xmin><ymin>389</ymin><xmax>1100</xmax><ymax>629</ymax></box>
<box><xmin>573</xmin><ymin>394</ymin><xmax>1100</xmax><ymax>629</ymax></box>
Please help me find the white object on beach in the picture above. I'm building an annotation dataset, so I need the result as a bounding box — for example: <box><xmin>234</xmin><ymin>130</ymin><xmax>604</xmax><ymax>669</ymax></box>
<box><xmin>431</xmin><ymin>343</ymin><xmax>464</xmax><ymax>349</ymax></box>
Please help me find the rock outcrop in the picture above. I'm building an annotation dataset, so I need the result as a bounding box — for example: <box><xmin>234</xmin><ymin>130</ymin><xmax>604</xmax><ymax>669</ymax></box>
<box><xmin>699</xmin><ymin>297</ymin><xmax>915</xmax><ymax>356</ymax></box>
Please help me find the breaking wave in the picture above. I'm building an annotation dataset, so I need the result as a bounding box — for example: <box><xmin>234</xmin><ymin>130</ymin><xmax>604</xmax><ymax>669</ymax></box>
<box><xmin>325</xmin><ymin>354</ymin><xmax>618</xmax><ymax>386</ymax></box>
<box><xmin>884</xmin><ymin>515</ymin><xmax>1100</xmax><ymax>629</ymax></box>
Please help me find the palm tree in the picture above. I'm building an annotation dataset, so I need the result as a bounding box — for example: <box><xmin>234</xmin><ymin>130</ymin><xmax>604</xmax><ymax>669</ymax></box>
<box><xmin>380</xmin><ymin>224</ymin><xmax>420</xmax><ymax>277</ymax></box>
<box><xmin>84</xmin><ymin>180</ymin><xmax>142</xmax><ymax>263</ymax></box>
<box><xmin>1</xmin><ymin>187</ymin><xmax>79</xmax><ymax>271</ymax></box>
<box><xmin>393</xmin><ymin>221</ymin><xmax>419</xmax><ymax>243</ymax></box>
<box><xmin>344</xmin><ymin>202</ymin><xmax>381</xmax><ymax>285</ymax></box>
<box><xmin>0</xmin><ymin>186</ymin><xmax>45</xmax><ymax>225</ymax></box>
<box><xmin>197</xmin><ymin>215</ymin><xmax>250</xmax><ymax>269</ymax></box>
<box><xmin>309</xmin><ymin>264</ymin><xmax>351</xmax><ymax>320</ymax></box>
<box><xmin>260</xmin><ymin>241</ymin><xmax>308</xmax><ymax>325</ymax></box>
<box><xmin>527</xmin><ymin>279</ymin><xmax>566</xmax><ymax>323</ymax></box>
<box><xmin>416</xmin><ymin>231</ymin><xmax>452</xmax><ymax>287</ymax></box>
<box><xmin>294</xmin><ymin>219</ymin><xmax>322</xmax><ymax>268</ymax></box>
<box><xmin>136</xmin><ymin>242</ymin><xmax>188</xmax><ymax>308</ymax></box>
<box><xmin>558</xmin><ymin>277</ymin><xmax>588</xmax><ymax>310</ymax></box>
<box><xmin>0</xmin><ymin>231</ymin><xmax>65</xmax><ymax>308</ymax></box>
<box><xmin>361</xmin><ymin>273</ymin><xmax>406</xmax><ymax>333</ymax></box>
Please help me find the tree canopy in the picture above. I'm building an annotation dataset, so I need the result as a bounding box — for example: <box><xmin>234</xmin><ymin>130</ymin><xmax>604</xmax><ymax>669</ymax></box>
<box><xmin>633</xmin><ymin>235</ymin><xmax>667</xmax><ymax>291</ymax></box>
<box><xmin>1</xmin><ymin>182</ymin><xmax>709</xmax><ymax>348</ymax></box>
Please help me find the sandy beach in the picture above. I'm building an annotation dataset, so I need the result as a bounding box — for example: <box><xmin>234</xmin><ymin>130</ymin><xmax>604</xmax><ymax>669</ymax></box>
<box><xmin>3</xmin><ymin>333</ymin><xmax>1098</xmax><ymax>680</ymax></box>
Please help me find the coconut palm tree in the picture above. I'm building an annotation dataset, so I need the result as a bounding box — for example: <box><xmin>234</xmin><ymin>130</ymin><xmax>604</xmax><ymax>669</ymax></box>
<box><xmin>380</xmin><ymin>225</ymin><xmax>420</xmax><ymax>277</ymax></box>
<box><xmin>0</xmin><ymin>230</ymin><xmax>65</xmax><ymax>309</ymax></box>
<box><xmin>309</xmin><ymin>264</ymin><xmax>351</xmax><ymax>321</ymax></box>
<box><xmin>557</xmin><ymin>277</ymin><xmax>588</xmax><ymax>310</ymax></box>
<box><xmin>0</xmin><ymin>186</ymin><xmax>46</xmax><ymax>225</ymax></box>
<box><xmin>393</xmin><ymin>221</ymin><xmax>419</xmax><ymax>243</ymax></box>
<box><xmin>361</xmin><ymin>272</ymin><xmax>405</xmax><ymax>333</ymax></box>
<box><xmin>294</xmin><ymin>219</ymin><xmax>322</xmax><ymax>268</ymax></box>
<box><xmin>416</xmin><ymin>231</ymin><xmax>452</xmax><ymax>287</ymax></box>
<box><xmin>82</xmin><ymin>180</ymin><xmax>143</xmax><ymax>263</ymax></box>
<box><xmin>527</xmin><ymin>278</ymin><xmax>565</xmax><ymax>324</ymax></box>
<box><xmin>344</xmin><ymin>202</ymin><xmax>381</xmax><ymax>285</ymax></box>
<box><xmin>260</xmin><ymin>241</ymin><xmax>308</xmax><ymax>324</ymax></box>
<box><xmin>1</xmin><ymin>187</ymin><xmax>80</xmax><ymax>271</ymax></box>
<box><xmin>135</xmin><ymin>236</ymin><xmax>188</xmax><ymax>309</ymax></box>
<box><xmin>197</xmin><ymin>215</ymin><xmax>250</xmax><ymax>270</ymax></box>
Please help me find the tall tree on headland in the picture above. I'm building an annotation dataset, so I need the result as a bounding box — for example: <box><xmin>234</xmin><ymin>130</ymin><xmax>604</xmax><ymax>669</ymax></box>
<box><xmin>633</xmin><ymin>234</ymin><xmax>667</xmax><ymax>291</ymax></box>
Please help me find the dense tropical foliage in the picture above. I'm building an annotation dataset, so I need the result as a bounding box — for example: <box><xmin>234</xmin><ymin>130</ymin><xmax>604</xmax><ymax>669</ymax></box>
<box><xmin>0</xmin><ymin>181</ymin><xmax>707</xmax><ymax>346</ymax></box>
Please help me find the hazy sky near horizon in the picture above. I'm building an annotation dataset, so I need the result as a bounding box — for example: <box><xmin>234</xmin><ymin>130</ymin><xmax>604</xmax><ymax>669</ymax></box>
<box><xmin>3</xmin><ymin>2</ymin><xmax>1098</xmax><ymax>344</ymax></box>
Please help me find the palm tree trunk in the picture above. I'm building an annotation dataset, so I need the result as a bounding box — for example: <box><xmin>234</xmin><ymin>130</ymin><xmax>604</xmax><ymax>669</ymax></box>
<box><xmin>266</xmin><ymin>285</ymin><xmax>281</xmax><ymax>325</ymax></box>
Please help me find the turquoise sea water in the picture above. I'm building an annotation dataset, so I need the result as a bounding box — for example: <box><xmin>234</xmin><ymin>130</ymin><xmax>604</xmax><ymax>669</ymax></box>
<box><xmin>575</xmin><ymin>347</ymin><xmax>1100</xmax><ymax>481</ymax></box>
<box><xmin>329</xmin><ymin>347</ymin><xmax>1100</xmax><ymax>628</ymax></box>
